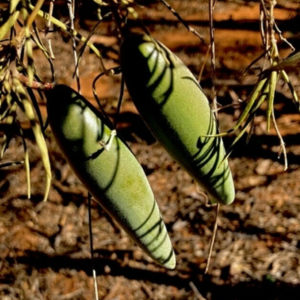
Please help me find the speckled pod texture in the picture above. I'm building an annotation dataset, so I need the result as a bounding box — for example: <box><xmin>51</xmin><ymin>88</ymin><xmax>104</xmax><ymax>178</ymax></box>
<box><xmin>46</xmin><ymin>85</ymin><xmax>175</xmax><ymax>269</ymax></box>
<box><xmin>120</xmin><ymin>33</ymin><xmax>235</xmax><ymax>205</ymax></box>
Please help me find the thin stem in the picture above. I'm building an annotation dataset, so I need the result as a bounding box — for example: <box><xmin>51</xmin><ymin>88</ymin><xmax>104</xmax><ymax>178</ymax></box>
<box><xmin>26</xmin><ymin>0</ymin><xmax>45</xmax><ymax>29</ymax></box>
<box><xmin>67</xmin><ymin>0</ymin><xmax>81</xmax><ymax>92</ymax></box>
<box><xmin>29</xmin><ymin>3</ymin><xmax>105</xmax><ymax>69</ymax></box>
<box><xmin>205</xmin><ymin>203</ymin><xmax>219</xmax><ymax>274</ymax></box>
<box><xmin>159</xmin><ymin>0</ymin><xmax>205</xmax><ymax>43</ymax></box>
<box><xmin>88</xmin><ymin>194</ymin><xmax>99</xmax><ymax>300</ymax></box>
<box><xmin>114</xmin><ymin>74</ymin><xmax>125</xmax><ymax>128</ymax></box>
<box><xmin>272</xmin><ymin>110</ymin><xmax>288</xmax><ymax>170</ymax></box>
<box><xmin>209</xmin><ymin>0</ymin><xmax>217</xmax><ymax>112</ymax></box>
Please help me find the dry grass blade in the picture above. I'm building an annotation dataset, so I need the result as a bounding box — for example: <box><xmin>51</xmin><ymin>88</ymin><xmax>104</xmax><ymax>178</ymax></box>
<box><xmin>0</xmin><ymin>2</ymin><xmax>20</xmax><ymax>40</ymax></box>
<box><xmin>23</xmin><ymin>135</ymin><xmax>31</xmax><ymax>199</ymax></box>
<box><xmin>32</xmin><ymin>22</ymin><xmax>54</xmax><ymax>66</ymax></box>
<box><xmin>272</xmin><ymin>108</ymin><xmax>288</xmax><ymax>170</ymax></box>
<box><xmin>75</xmin><ymin>16</ymin><xmax>109</xmax><ymax>79</ymax></box>
<box><xmin>262</xmin><ymin>51</ymin><xmax>300</xmax><ymax>74</ymax></box>
<box><xmin>26</xmin><ymin>86</ymin><xmax>45</xmax><ymax>134</ymax></box>
<box><xmin>88</xmin><ymin>194</ymin><xmax>99</xmax><ymax>300</ymax></box>
<box><xmin>243</xmin><ymin>48</ymin><xmax>269</xmax><ymax>76</ymax></box>
<box><xmin>18</xmin><ymin>128</ymin><xmax>31</xmax><ymax>198</ymax></box>
<box><xmin>205</xmin><ymin>203</ymin><xmax>220</xmax><ymax>274</ymax></box>
<box><xmin>220</xmin><ymin>3</ymin><xmax>294</xmax><ymax>165</ymax></box>
<box><xmin>10</xmin><ymin>0</ymin><xmax>21</xmax><ymax>12</ymax></box>
<box><xmin>29</xmin><ymin>3</ymin><xmax>105</xmax><ymax>69</ymax></box>
<box><xmin>204</xmin><ymin>77</ymin><xmax>269</xmax><ymax>139</ymax></box>
<box><xmin>280</xmin><ymin>70</ymin><xmax>299</xmax><ymax>107</ymax></box>
<box><xmin>266</xmin><ymin>71</ymin><xmax>277</xmax><ymax>131</ymax></box>
<box><xmin>24</xmin><ymin>30</ymin><xmax>35</xmax><ymax>87</ymax></box>
<box><xmin>0</xmin><ymin>95</ymin><xmax>11</xmax><ymax>122</ymax></box>
<box><xmin>0</xmin><ymin>101</ymin><xmax>17</xmax><ymax>159</ymax></box>
<box><xmin>223</xmin><ymin>83</ymin><xmax>270</xmax><ymax>160</ymax></box>
<box><xmin>13</xmin><ymin>78</ymin><xmax>51</xmax><ymax>201</ymax></box>
<box><xmin>189</xmin><ymin>281</ymin><xmax>207</xmax><ymax>300</ymax></box>
<box><xmin>26</xmin><ymin>0</ymin><xmax>45</xmax><ymax>29</ymax></box>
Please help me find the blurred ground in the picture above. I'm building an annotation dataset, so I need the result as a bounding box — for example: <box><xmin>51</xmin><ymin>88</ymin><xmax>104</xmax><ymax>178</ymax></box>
<box><xmin>1</xmin><ymin>1</ymin><xmax>300</xmax><ymax>299</ymax></box>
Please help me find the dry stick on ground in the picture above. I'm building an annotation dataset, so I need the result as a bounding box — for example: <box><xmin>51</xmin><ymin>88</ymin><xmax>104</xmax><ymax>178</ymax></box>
<box><xmin>189</xmin><ymin>281</ymin><xmax>207</xmax><ymax>300</ymax></box>
<box><xmin>53</xmin><ymin>288</ymin><xmax>85</xmax><ymax>300</ymax></box>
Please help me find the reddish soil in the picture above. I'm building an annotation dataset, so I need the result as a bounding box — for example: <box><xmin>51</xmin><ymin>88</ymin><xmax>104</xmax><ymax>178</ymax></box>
<box><xmin>1</xmin><ymin>1</ymin><xmax>300</xmax><ymax>299</ymax></box>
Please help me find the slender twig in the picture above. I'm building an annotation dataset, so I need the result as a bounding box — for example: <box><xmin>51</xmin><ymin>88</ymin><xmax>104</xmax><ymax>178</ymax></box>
<box><xmin>67</xmin><ymin>0</ymin><xmax>80</xmax><ymax>92</ymax></box>
<box><xmin>259</xmin><ymin>0</ymin><xmax>269</xmax><ymax>20</ymax></box>
<box><xmin>259</xmin><ymin>7</ymin><xmax>266</xmax><ymax>48</ymax></box>
<box><xmin>159</xmin><ymin>0</ymin><xmax>205</xmax><ymax>43</ymax></box>
<box><xmin>0</xmin><ymin>160</ymin><xmax>24</xmax><ymax>169</ymax></box>
<box><xmin>208</xmin><ymin>0</ymin><xmax>217</xmax><ymax>112</ymax></box>
<box><xmin>88</xmin><ymin>194</ymin><xmax>99</xmax><ymax>300</ymax></box>
<box><xmin>243</xmin><ymin>48</ymin><xmax>269</xmax><ymax>76</ymax></box>
<box><xmin>189</xmin><ymin>282</ymin><xmax>207</xmax><ymax>300</ymax></box>
<box><xmin>17</xmin><ymin>74</ymin><xmax>55</xmax><ymax>90</ymax></box>
<box><xmin>269</xmin><ymin>0</ymin><xmax>276</xmax><ymax>51</ymax></box>
<box><xmin>280</xmin><ymin>70</ymin><xmax>299</xmax><ymax>106</ymax></box>
<box><xmin>45</xmin><ymin>0</ymin><xmax>55</xmax><ymax>59</ymax></box>
<box><xmin>274</xmin><ymin>21</ymin><xmax>295</xmax><ymax>52</ymax></box>
<box><xmin>246</xmin><ymin>116</ymin><xmax>256</xmax><ymax>144</ymax></box>
<box><xmin>198</xmin><ymin>45</ymin><xmax>210</xmax><ymax>83</ymax></box>
<box><xmin>260</xmin><ymin>0</ymin><xmax>270</xmax><ymax>53</ymax></box>
<box><xmin>205</xmin><ymin>203</ymin><xmax>219</xmax><ymax>274</ymax></box>
<box><xmin>272</xmin><ymin>110</ymin><xmax>288</xmax><ymax>170</ymax></box>
<box><xmin>92</xmin><ymin>68</ymin><xmax>121</xmax><ymax>128</ymax></box>
<box><xmin>26</xmin><ymin>0</ymin><xmax>45</xmax><ymax>29</ymax></box>
<box><xmin>114</xmin><ymin>74</ymin><xmax>125</xmax><ymax>128</ymax></box>
<box><xmin>54</xmin><ymin>288</ymin><xmax>85</xmax><ymax>300</ymax></box>
<box><xmin>29</xmin><ymin>4</ymin><xmax>105</xmax><ymax>71</ymax></box>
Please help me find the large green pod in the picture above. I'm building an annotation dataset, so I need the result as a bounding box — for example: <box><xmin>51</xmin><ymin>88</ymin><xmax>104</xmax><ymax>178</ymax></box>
<box><xmin>120</xmin><ymin>33</ymin><xmax>235</xmax><ymax>205</ymax></box>
<box><xmin>46</xmin><ymin>85</ymin><xmax>175</xmax><ymax>269</ymax></box>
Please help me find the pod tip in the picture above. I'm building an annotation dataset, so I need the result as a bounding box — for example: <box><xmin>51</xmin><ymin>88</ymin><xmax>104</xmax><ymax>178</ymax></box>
<box><xmin>159</xmin><ymin>250</ymin><xmax>176</xmax><ymax>270</ymax></box>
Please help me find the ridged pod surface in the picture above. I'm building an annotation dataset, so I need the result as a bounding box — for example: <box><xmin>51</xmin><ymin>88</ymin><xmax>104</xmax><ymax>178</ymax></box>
<box><xmin>120</xmin><ymin>33</ymin><xmax>235</xmax><ymax>205</ymax></box>
<box><xmin>46</xmin><ymin>85</ymin><xmax>175</xmax><ymax>269</ymax></box>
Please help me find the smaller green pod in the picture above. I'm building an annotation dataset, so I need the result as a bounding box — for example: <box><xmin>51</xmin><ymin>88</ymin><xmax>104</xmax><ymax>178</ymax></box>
<box><xmin>46</xmin><ymin>85</ymin><xmax>175</xmax><ymax>269</ymax></box>
<box><xmin>120</xmin><ymin>33</ymin><xmax>235</xmax><ymax>205</ymax></box>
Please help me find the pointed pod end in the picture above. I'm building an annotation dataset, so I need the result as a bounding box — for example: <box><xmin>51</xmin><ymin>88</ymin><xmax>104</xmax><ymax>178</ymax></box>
<box><xmin>159</xmin><ymin>249</ymin><xmax>176</xmax><ymax>270</ymax></box>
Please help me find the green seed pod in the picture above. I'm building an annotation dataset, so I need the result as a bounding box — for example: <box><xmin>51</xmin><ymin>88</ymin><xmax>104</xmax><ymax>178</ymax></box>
<box><xmin>46</xmin><ymin>84</ymin><xmax>175</xmax><ymax>269</ymax></box>
<box><xmin>120</xmin><ymin>33</ymin><xmax>235</xmax><ymax>205</ymax></box>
